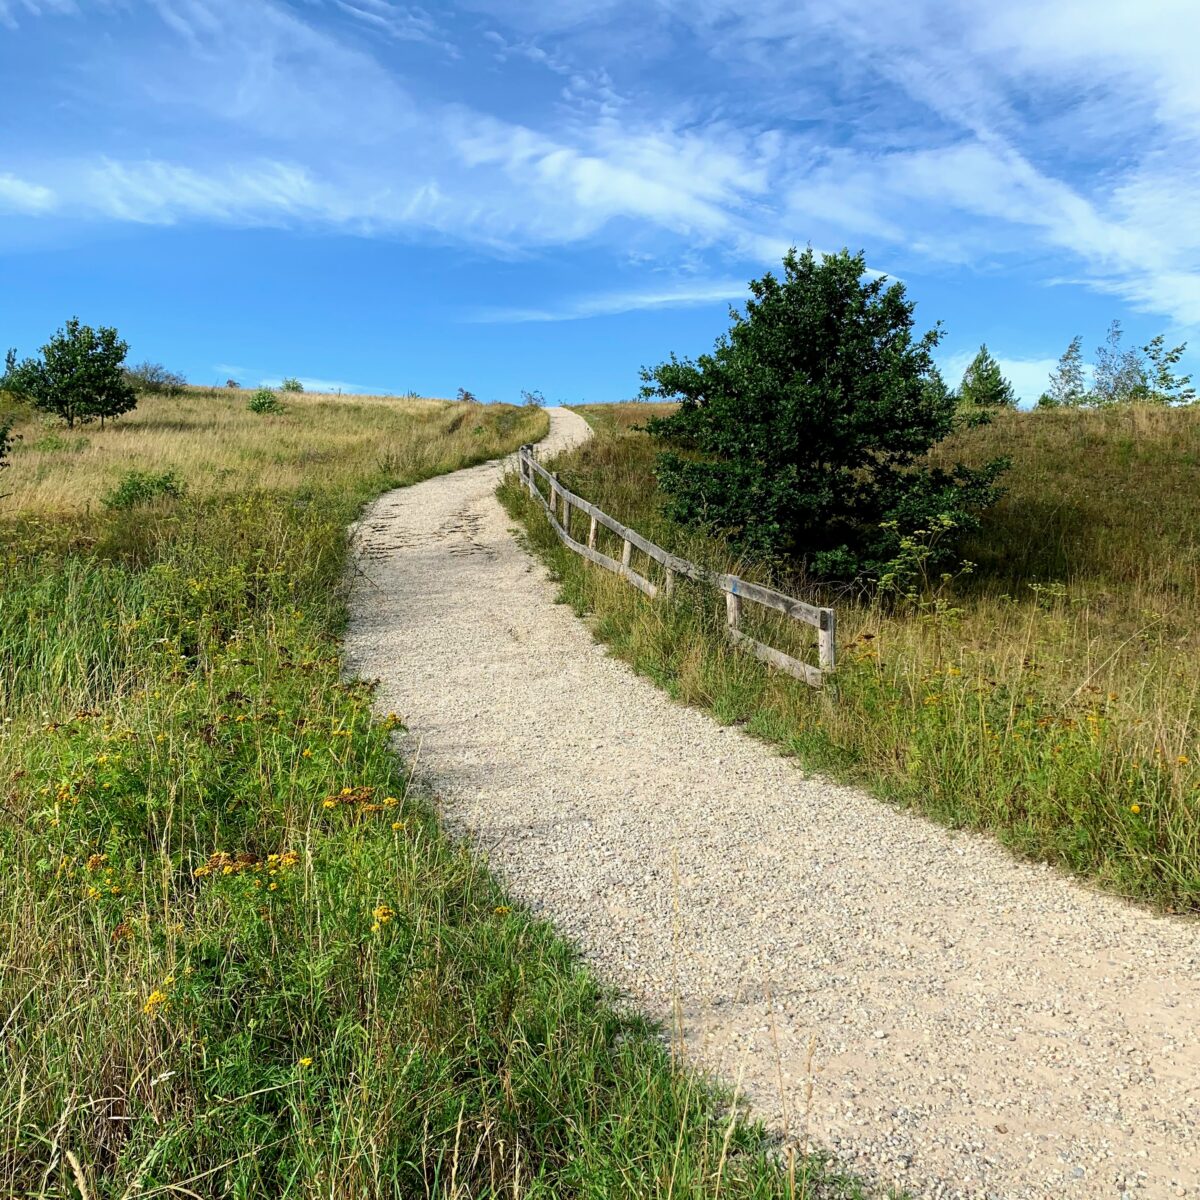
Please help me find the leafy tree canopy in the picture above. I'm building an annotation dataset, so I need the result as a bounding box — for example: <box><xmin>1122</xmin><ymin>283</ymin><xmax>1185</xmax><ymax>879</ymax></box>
<box><xmin>1041</xmin><ymin>324</ymin><xmax>1194</xmax><ymax>409</ymax></box>
<box><xmin>642</xmin><ymin>247</ymin><xmax>1007</xmax><ymax>582</ymax></box>
<box><xmin>5</xmin><ymin>318</ymin><xmax>136</xmax><ymax>428</ymax></box>
<box><xmin>1041</xmin><ymin>335</ymin><xmax>1088</xmax><ymax>408</ymax></box>
<box><xmin>1142</xmin><ymin>334</ymin><xmax>1195</xmax><ymax>405</ymax></box>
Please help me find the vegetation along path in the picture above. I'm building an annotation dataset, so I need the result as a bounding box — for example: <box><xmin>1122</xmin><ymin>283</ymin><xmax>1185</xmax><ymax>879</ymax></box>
<box><xmin>345</xmin><ymin>407</ymin><xmax>1200</xmax><ymax>1200</ymax></box>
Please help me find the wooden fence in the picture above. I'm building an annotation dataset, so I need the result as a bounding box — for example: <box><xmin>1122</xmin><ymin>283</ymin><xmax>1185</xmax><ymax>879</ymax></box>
<box><xmin>516</xmin><ymin>444</ymin><xmax>836</xmax><ymax>688</ymax></box>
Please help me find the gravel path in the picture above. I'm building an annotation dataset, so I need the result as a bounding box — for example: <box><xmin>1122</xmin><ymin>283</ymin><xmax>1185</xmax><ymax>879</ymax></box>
<box><xmin>345</xmin><ymin>407</ymin><xmax>1200</xmax><ymax>1199</ymax></box>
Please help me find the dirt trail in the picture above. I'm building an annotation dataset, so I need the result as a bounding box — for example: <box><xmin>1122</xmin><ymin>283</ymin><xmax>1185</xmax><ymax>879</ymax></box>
<box><xmin>345</xmin><ymin>407</ymin><xmax>1200</xmax><ymax>1200</ymax></box>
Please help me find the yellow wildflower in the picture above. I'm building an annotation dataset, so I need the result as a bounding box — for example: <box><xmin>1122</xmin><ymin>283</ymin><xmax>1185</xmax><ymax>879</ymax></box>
<box><xmin>1130</xmin><ymin>804</ymin><xmax>1141</xmax><ymax>814</ymax></box>
<box><xmin>493</xmin><ymin>905</ymin><xmax>511</xmax><ymax>917</ymax></box>
<box><xmin>298</xmin><ymin>1056</ymin><xmax>313</xmax><ymax>1068</ymax></box>
<box><xmin>142</xmin><ymin>988</ymin><xmax>170</xmax><ymax>1016</ymax></box>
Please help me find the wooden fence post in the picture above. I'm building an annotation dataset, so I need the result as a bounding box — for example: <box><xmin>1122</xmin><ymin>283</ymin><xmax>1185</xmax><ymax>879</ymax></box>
<box><xmin>562</xmin><ymin>493</ymin><xmax>571</xmax><ymax>537</ymax></box>
<box><xmin>725</xmin><ymin>589</ymin><xmax>742</xmax><ymax>631</ymax></box>
<box><xmin>818</xmin><ymin>608</ymin><xmax>836</xmax><ymax>672</ymax></box>
<box><xmin>621</xmin><ymin>538</ymin><xmax>632</xmax><ymax>573</ymax></box>
<box><xmin>588</xmin><ymin>515</ymin><xmax>597</xmax><ymax>550</ymax></box>
<box><xmin>664</xmin><ymin>568</ymin><xmax>675</xmax><ymax>596</ymax></box>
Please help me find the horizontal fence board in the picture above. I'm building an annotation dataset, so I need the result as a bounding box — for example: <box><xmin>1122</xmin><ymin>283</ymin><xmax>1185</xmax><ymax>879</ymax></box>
<box><xmin>730</xmin><ymin>627</ymin><xmax>824</xmax><ymax>688</ymax></box>
<box><xmin>716</xmin><ymin>575</ymin><xmax>824</xmax><ymax>626</ymax></box>
<box><xmin>518</xmin><ymin>445</ymin><xmax>830</xmax><ymax>687</ymax></box>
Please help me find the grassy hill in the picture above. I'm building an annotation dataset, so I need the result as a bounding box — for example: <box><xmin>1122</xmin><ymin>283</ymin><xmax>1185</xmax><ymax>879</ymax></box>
<box><xmin>501</xmin><ymin>403</ymin><xmax>1200</xmax><ymax>910</ymax></box>
<box><xmin>0</xmin><ymin>390</ymin><xmax>856</xmax><ymax>1198</ymax></box>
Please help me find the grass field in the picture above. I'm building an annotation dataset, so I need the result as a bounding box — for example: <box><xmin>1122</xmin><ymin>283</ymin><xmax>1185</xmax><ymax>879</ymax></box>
<box><xmin>0</xmin><ymin>387</ymin><xmax>869</xmax><ymax>1198</ymax></box>
<box><xmin>500</xmin><ymin>402</ymin><xmax>1200</xmax><ymax>911</ymax></box>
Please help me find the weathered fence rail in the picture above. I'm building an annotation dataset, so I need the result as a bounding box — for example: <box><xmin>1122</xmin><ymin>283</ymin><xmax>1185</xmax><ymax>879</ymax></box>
<box><xmin>516</xmin><ymin>444</ymin><xmax>836</xmax><ymax>688</ymax></box>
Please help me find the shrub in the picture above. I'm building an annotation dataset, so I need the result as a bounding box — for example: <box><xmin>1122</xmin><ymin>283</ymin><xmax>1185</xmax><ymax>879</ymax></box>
<box><xmin>456</xmin><ymin>387</ymin><xmax>478</xmax><ymax>403</ymax></box>
<box><xmin>643</xmin><ymin>247</ymin><xmax>1008</xmax><ymax>582</ymax></box>
<box><xmin>102</xmin><ymin>469</ymin><xmax>186</xmax><ymax>510</ymax></box>
<box><xmin>520</xmin><ymin>388</ymin><xmax>545</xmax><ymax>407</ymax></box>
<box><xmin>279</xmin><ymin>377</ymin><xmax>304</xmax><ymax>393</ymax></box>
<box><xmin>0</xmin><ymin>420</ymin><xmax>16</xmax><ymax>498</ymax></box>
<box><xmin>5</xmin><ymin>318</ymin><xmax>137</xmax><ymax>429</ymax></box>
<box><xmin>226</xmin><ymin>378</ymin><xmax>240</xmax><ymax>389</ymax></box>
<box><xmin>248</xmin><ymin>388</ymin><xmax>284</xmax><ymax>414</ymax></box>
<box><xmin>124</xmin><ymin>361</ymin><xmax>187</xmax><ymax>396</ymax></box>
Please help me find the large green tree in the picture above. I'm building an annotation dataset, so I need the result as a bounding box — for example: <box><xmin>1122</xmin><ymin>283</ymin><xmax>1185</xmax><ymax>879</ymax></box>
<box><xmin>642</xmin><ymin>248</ymin><xmax>1007</xmax><ymax>581</ymax></box>
<box><xmin>7</xmin><ymin>318</ymin><xmax>137</xmax><ymax>428</ymax></box>
<box><xmin>958</xmin><ymin>344</ymin><xmax>1016</xmax><ymax>408</ymax></box>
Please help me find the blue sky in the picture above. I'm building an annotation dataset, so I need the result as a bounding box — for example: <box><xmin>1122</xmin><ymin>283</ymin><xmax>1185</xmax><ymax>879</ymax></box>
<box><xmin>3</xmin><ymin>0</ymin><xmax>1200</xmax><ymax>403</ymax></box>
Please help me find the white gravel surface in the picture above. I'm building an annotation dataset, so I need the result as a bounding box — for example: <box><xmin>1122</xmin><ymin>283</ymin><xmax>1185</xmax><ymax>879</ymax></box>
<box><xmin>345</xmin><ymin>407</ymin><xmax>1200</xmax><ymax>1199</ymax></box>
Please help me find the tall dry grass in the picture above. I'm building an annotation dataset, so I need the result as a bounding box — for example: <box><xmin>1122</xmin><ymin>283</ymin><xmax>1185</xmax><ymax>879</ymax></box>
<box><xmin>0</xmin><ymin>386</ymin><xmax>534</xmax><ymax>512</ymax></box>
<box><xmin>501</xmin><ymin>403</ymin><xmax>1200</xmax><ymax>910</ymax></box>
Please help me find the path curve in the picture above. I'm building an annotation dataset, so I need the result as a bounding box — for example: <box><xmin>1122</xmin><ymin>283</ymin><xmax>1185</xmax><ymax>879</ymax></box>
<box><xmin>345</xmin><ymin>407</ymin><xmax>1200</xmax><ymax>1200</ymax></box>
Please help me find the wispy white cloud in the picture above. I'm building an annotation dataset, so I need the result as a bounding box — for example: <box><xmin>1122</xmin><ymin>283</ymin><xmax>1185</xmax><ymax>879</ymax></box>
<box><xmin>0</xmin><ymin>0</ymin><xmax>79</xmax><ymax>27</ymax></box>
<box><xmin>0</xmin><ymin>172</ymin><xmax>56</xmax><ymax>214</ymax></box>
<box><xmin>470</xmin><ymin>278</ymin><xmax>750</xmax><ymax>322</ymax></box>
<box><xmin>7</xmin><ymin>0</ymin><xmax>1200</xmax><ymax>336</ymax></box>
<box><xmin>262</xmin><ymin>374</ymin><xmax>382</xmax><ymax>393</ymax></box>
<box><xmin>216</xmin><ymin>364</ymin><xmax>386</xmax><ymax>393</ymax></box>
<box><xmin>331</xmin><ymin>0</ymin><xmax>457</xmax><ymax>53</ymax></box>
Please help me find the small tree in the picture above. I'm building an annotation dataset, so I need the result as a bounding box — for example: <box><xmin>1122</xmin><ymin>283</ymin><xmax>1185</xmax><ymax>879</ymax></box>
<box><xmin>1142</xmin><ymin>335</ymin><xmax>1195</xmax><ymax>405</ymax></box>
<box><xmin>124</xmin><ymin>361</ymin><xmax>187</xmax><ymax>396</ymax></box>
<box><xmin>280</xmin><ymin>377</ymin><xmax>304</xmax><ymax>393</ymax></box>
<box><xmin>643</xmin><ymin>247</ymin><xmax>1007</xmax><ymax>581</ymax></box>
<box><xmin>1044</xmin><ymin>335</ymin><xmax>1089</xmax><ymax>407</ymax></box>
<box><xmin>958</xmin><ymin>344</ymin><xmax>1016</xmax><ymax>408</ymax></box>
<box><xmin>1093</xmin><ymin>321</ymin><xmax>1147</xmax><ymax>406</ymax></box>
<box><xmin>14</xmin><ymin>318</ymin><xmax>137</xmax><ymax>429</ymax></box>
<box><xmin>226</xmin><ymin>378</ymin><xmax>240</xmax><ymax>389</ymax></box>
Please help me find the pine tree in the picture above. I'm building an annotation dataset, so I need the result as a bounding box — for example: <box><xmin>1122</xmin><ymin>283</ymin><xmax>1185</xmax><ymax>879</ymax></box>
<box><xmin>958</xmin><ymin>344</ymin><xmax>1016</xmax><ymax>408</ymax></box>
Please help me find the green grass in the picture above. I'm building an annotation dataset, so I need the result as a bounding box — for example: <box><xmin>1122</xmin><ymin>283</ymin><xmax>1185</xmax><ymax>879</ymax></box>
<box><xmin>0</xmin><ymin>392</ymin><xmax>867</xmax><ymax>1198</ymax></box>
<box><xmin>500</xmin><ymin>402</ymin><xmax>1200</xmax><ymax>911</ymax></box>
